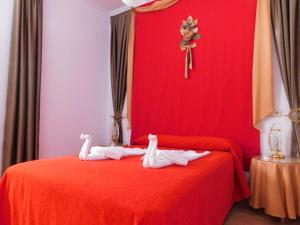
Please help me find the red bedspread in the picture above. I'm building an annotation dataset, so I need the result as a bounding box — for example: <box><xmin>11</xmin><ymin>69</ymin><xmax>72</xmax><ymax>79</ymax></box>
<box><xmin>0</xmin><ymin>138</ymin><xmax>249</xmax><ymax>225</ymax></box>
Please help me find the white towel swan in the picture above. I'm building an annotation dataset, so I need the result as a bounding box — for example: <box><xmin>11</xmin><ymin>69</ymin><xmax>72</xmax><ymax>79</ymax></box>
<box><xmin>79</xmin><ymin>134</ymin><xmax>146</xmax><ymax>160</ymax></box>
<box><xmin>143</xmin><ymin>134</ymin><xmax>210</xmax><ymax>168</ymax></box>
<box><xmin>79</xmin><ymin>133</ymin><xmax>210</xmax><ymax>167</ymax></box>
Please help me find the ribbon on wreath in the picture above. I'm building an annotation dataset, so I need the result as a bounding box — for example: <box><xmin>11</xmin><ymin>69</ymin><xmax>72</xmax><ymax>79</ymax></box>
<box><xmin>180</xmin><ymin>42</ymin><xmax>196</xmax><ymax>79</ymax></box>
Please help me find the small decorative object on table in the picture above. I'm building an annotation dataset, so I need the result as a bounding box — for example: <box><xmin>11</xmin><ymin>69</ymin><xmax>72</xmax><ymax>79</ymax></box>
<box><xmin>180</xmin><ymin>16</ymin><xmax>201</xmax><ymax>79</ymax></box>
<box><xmin>268</xmin><ymin>123</ymin><xmax>285</xmax><ymax>159</ymax></box>
<box><xmin>269</xmin><ymin>109</ymin><xmax>300</xmax><ymax>158</ymax></box>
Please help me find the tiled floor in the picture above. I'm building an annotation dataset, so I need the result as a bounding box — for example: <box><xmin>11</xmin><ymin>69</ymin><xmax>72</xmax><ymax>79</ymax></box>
<box><xmin>225</xmin><ymin>201</ymin><xmax>300</xmax><ymax>225</ymax></box>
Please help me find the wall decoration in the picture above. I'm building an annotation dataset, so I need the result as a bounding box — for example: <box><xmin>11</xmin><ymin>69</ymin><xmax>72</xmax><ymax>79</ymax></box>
<box><xmin>180</xmin><ymin>16</ymin><xmax>201</xmax><ymax>79</ymax></box>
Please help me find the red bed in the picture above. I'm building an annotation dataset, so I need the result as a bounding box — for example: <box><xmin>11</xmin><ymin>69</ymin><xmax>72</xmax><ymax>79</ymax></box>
<box><xmin>0</xmin><ymin>135</ymin><xmax>249</xmax><ymax>225</ymax></box>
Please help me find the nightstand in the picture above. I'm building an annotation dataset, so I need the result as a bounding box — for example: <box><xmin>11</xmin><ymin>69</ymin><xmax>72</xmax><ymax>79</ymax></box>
<box><xmin>249</xmin><ymin>156</ymin><xmax>300</xmax><ymax>221</ymax></box>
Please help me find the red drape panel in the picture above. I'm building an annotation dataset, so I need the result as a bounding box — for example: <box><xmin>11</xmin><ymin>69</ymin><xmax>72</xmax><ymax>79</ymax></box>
<box><xmin>131</xmin><ymin>0</ymin><xmax>259</xmax><ymax>169</ymax></box>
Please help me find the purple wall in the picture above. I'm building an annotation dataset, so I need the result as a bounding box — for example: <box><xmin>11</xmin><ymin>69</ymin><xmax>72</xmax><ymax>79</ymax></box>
<box><xmin>39</xmin><ymin>0</ymin><xmax>111</xmax><ymax>158</ymax></box>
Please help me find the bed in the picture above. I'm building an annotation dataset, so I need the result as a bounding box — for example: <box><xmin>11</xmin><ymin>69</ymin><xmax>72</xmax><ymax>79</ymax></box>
<box><xmin>0</xmin><ymin>135</ymin><xmax>250</xmax><ymax>225</ymax></box>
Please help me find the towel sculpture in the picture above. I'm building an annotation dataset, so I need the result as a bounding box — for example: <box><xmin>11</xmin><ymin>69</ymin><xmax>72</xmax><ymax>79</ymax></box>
<box><xmin>142</xmin><ymin>134</ymin><xmax>210</xmax><ymax>168</ymax></box>
<box><xmin>79</xmin><ymin>134</ymin><xmax>146</xmax><ymax>160</ymax></box>
<box><xmin>79</xmin><ymin>134</ymin><xmax>210</xmax><ymax>168</ymax></box>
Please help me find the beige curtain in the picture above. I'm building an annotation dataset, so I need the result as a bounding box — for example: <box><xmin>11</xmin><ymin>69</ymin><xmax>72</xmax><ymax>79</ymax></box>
<box><xmin>110</xmin><ymin>11</ymin><xmax>131</xmax><ymax>144</ymax></box>
<box><xmin>127</xmin><ymin>0</ymin><xmax>179</xmax><ymax>127</ymax></box>
<box><xmin>271</xmin><ymin>0</ymin><xmax>300</xmax><ymax>157</ymax></box>
<box><xmin>252</xmin><ymin>0</ymin><xmax>275</xmax><ymax>129</ymax></box>
<box><xmin>2</xmin><ymin>0</ymin><xmax>43</xmax><ymax>174</ymax></box>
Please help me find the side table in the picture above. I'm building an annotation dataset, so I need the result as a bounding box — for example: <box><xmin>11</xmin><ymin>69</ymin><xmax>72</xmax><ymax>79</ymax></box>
<box><xmin>250</xmin><ymin>156</ymin><xmax>300</xmax><ymax>220</ymax></box>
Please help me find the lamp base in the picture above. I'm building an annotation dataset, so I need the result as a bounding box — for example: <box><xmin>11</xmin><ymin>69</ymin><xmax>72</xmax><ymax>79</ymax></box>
<box><xmin>271</xmin><ymin>152</ymin><xmax>285</xmax><ymax>160</ymax></box>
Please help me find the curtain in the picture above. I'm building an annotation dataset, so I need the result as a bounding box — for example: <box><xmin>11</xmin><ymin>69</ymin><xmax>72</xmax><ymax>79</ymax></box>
<box><xmin>110</xmin><ymin>10</ymin><xmax>131</xmax><ymax>144</ymax></box>
<box><xmin>127</xmin><ymin>0</ymin><xmax>179</xmax><ymax>127</ymax></box>
<box><xmin>271</xmin><ymin>0</ymin><xmax>300</xmax><ymax>157</ymax></box>
<box><xmin>252</xmin><ymin>0</ymin><xmax>275</xmax><ymax>129</ymax></box>
<box><xmin>2</xmin><ymin>0</ymin><xmax>43</xmax><ymax>173</ymax></box>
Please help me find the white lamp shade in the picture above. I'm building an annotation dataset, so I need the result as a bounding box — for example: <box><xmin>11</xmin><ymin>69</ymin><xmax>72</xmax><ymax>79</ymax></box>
<box><xmin>121</xmin><ymin>0</ymin><xmax>137</xmax><ymax>7</ymax></box>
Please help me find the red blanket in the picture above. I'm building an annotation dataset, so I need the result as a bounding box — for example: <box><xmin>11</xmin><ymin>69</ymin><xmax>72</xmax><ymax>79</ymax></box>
<box><xmin>133</xmin><ymin>135</ymin><xmax>250</xmax><ymax>201</ymax></box>
<box><xmin>0</xmin><ymin>137</ymin><xmax>249</xmax><ymax>225</ymax></box>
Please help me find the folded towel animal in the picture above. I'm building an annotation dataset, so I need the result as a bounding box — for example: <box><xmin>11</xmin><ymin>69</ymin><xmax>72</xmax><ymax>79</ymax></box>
<box><xmin>143</xmin><ymin>134</ymin><xmax>210</xmax><ymax>168</ymax></box>
<box><xmin>79</xmin><ymin>134</ymin><xmax>146</xmax><ymax>160</ymax></box>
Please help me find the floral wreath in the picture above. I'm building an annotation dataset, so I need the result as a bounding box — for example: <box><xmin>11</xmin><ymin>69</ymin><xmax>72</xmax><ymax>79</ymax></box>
<box><xmin>180</xmin><ymin>16</ymin><xmax>201</xmax><ymax>79</ymax></box>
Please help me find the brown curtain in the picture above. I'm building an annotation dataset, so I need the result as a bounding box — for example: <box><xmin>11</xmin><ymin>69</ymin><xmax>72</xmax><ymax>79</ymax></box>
<box><xmin>2</xmin><ymin>0</ymin><xmax>43</xmax><ymax>174</ymax></box>
<box><xmin>271</xmin><ymin>0</ymin><xmax>300</xmax><ymax>157</ymax></box>
<box><xmin>110</xmin><ymin>11</ymin><xmax>131</xmax><ymax>144</ymax></box>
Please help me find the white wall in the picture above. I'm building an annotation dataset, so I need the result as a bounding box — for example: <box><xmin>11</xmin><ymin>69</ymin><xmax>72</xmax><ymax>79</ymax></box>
<box><xmin>39</xmin><ymin>0</ymin><xmax>111</xmax><ymax>158</ymax></box>
<box><xmin>0</xmin><ymin>0</ymin><xmax>14</xmax><ymax>170</ymax></box>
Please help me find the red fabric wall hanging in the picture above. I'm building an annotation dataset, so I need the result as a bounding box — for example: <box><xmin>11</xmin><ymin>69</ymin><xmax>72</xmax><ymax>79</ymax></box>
<box><xmin>131</xmin><ymin>0</ymin><xmax>259</xmax><ymax>169</ymax></box>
